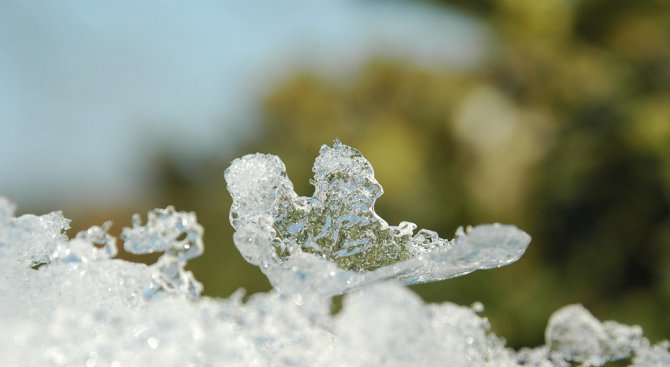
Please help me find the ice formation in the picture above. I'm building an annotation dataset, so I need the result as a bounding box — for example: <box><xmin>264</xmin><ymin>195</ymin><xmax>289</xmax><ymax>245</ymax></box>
<box><xmin>225</xmin><ymin>141</ymin><xmax>531</xmax><ymax>295</ymax></box>
<box><xmin>121</xmin><ymin>206</ymin><xmax>204</xmax><ymax>300</ymax></box>
<box><xmin>0</xmin><ymin>143</ymin><xmax>668</xmax><ymax>367</ymax></box>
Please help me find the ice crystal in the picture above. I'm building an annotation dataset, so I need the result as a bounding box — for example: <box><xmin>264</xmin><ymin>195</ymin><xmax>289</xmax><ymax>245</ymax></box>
<box><xmin>0</xmin><ymin>141</ymin><xmax>667</xmax><ymax>367</ymax></box>
<box><xmin>225</xmin><ymin>140</ymin><xmax>531</xmax><ymax>295</ymax></box>
<box><xmin>121</xmin><ymin>206</ymin><xmax>204</xmax><ymax>300</ymax></box>
<box><xmin>50</xmin><ymin>221</ymin><xmax>117</xmax><ymax>263</ymax></box>
<box><xmin>121</xmin><ymin>206</ymin><xmax>203</xmax><ymax>261</ymax></box>
<box><xmin>545</xmin><ymin>304</ymin><xmax>644</xmax><ymax>365</ymax></box>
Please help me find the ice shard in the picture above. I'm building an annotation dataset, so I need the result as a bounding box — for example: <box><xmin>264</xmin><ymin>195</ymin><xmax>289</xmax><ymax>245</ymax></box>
<box><xmin>121</xmin><ymin>206</ymin><xmax>205</xmax><ymax>299</ymax></box>
<box><xmin>225</xmin><ymin>140</ymin><xmax>531</xmax><ymax>295</ymax></box>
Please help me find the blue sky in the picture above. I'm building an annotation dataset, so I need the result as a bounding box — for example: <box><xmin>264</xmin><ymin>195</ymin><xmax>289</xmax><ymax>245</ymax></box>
<box><xmin>0</xmin><ymin>0</ymin><xmax>485</xmax><ymax>208</ymax></box>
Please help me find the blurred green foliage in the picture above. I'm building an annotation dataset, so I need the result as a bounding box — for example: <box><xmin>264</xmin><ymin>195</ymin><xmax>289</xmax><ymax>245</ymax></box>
<box><xmin>69</xmin><ymin>0</ymin><xmax>670</xmax><ymax>348</ymax></box>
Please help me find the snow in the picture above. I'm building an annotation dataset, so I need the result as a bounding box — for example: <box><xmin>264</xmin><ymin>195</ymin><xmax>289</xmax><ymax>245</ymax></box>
<box><xmin>0</xmin><ymin>143</ymin><xmax>667</xmax><ymax>366</ymax></box>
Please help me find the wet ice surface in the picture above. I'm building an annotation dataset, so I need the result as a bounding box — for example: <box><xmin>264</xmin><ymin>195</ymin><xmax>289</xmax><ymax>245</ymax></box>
<box><xmin>1</xmin><ymin>143</ymin><xmax>668</xmax><ymax>366</ymax></box>
<box><xmin>121</xmin><ymin>207</ymin><xmax>204</xmax><ymax>300</ymax></box>
<box><xmin>225</xmin><ymin>141</ymin><xmax>531</xmax><ymax>295</ymax></box>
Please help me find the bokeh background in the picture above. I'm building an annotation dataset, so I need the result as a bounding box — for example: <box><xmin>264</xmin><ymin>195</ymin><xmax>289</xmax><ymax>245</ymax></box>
<box><xmin>2</xmin><ymin>0</ymin><xmax>669</xmax><ymax>348</ymax></box>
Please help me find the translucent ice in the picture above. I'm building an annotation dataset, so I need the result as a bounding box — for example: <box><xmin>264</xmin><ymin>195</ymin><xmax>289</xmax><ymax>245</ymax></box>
<box><xmin>50</xmin><ymin>221</ymin><xmax>117</xmax><ymax>263</ymax></box>
<box><xmin>0</xmin><ymin>141</ymin><xmax>667</xmax><ymax>366</ymax></box>
<box><xmin>0</xmin><ymin>196</ymin><xmax>71</xmax><ymax>268</ymax></box>
<box><xmin>225</xmin><ymin>140</ymin><xmax>531</xmax><ymax>295</ymax></box>
<box><xmin>0</xmin><ymin>198</ymin><xmax>151</xmax><ymax>325</ymax></box>
<box><xmin>515</xmin><ymin>304</ymin><xmax>669</xmax><ymax>366</ymax></box>
<box><xmin>545</xmin><ymin>304</ymin><xmax>644</xmax><ymax>365</ymax></box>
<box><xmin>121</xmin><ymin>206</ymin><xmax>203</xmax><ymax>261</ymax></box>
<box><xmin>121</xmin><ymin>206</ymin><xmax>204</xmax><ymax>300</ymax></box>
<box><xmin>631</xmin><ymin>341</ymin><xmax>670</xmax><ymax>367</ymax></box>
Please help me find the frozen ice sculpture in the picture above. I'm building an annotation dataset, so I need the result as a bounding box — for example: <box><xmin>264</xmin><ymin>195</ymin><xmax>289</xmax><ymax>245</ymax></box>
<box><xmin>225</xmin><ymin>140</ymin><xmax>531</xmax><ymax>295</ymax></box>
<box><xmin>0</xmin><ymin>143</ymin><xmax>668</xmax><ymax>367</ymax></box>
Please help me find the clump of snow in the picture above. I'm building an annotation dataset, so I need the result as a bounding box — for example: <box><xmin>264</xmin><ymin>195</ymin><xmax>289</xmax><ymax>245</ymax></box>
<box><xmin>0</xmin><ymin>142</ymin><xmax>668</xmax><ymax>367</ymax></box>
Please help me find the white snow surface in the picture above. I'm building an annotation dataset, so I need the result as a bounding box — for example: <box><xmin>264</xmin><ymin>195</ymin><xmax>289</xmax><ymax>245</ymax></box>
<box><xmin>0</xmin><ymin>142</ymin><xmax>668</xmax><ymax>366</ymax></box>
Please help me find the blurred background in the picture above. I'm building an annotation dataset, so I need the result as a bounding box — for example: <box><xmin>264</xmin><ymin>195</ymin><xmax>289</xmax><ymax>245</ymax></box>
<box><xmin>2</xmin><ymin>0</ymin><xmax>669</xmax><ymax>348</ymax></box>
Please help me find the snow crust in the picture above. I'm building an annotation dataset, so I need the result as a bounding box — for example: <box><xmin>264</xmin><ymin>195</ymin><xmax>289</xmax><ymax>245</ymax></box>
<box><xmin>0</xmin><ymin>143</ymin><xmax>667</xmax><ymax>367</ymax></box>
